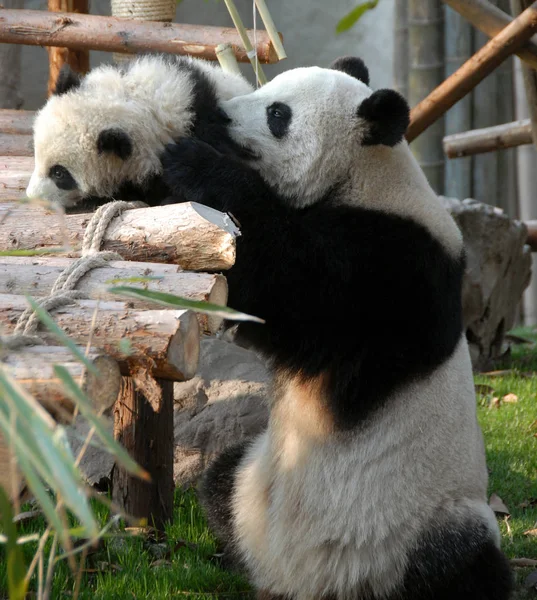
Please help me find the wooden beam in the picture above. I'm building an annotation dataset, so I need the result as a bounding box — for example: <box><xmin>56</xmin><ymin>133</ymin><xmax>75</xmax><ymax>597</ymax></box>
<box><xmin>406</xmin><ymin>1</ymin><xmax>537</xmax><ymax>142</ymax></box>
<box><xmin>0</xmin><ymin>197</ymin><xmax>238</xmax><ymax>271</ymax></box>
<box><xmin>3</xmin><ymin>345</ymin><xmax>120</xmax><ymax>421</ymax></box>
<box><xmin>0</xmin><ymin>133</ymin><xmax>32</xmax><ymax>156</ymax></box>
<box><xmin>47</xmin><ymin>0</ymin><xmax>89</xmax><ymax>97</ymax></box>
<box><xmin>0</xmin><ymin>294</ymin><xmax>200</xmax><ymax>381</ymax></box>
<box><xmin>443</xmin><ymin>119</ymin><xmax>532</xmax><ymax>156</ymax></box>
<box><xmin>0</xmin><ymin>256</ymin><xmax>228</xmax><ymax>334</ymax></box>
<box><xmin>443</xmin><ymin>0</ymin><xmax>537</xmax><ymax>69</ymax></box>
<box><xmin>0</xmin><ymin>9</ymin><xmax>282</xmax><ymax>64</ymax></box>
<box><xmin>0</xmin><ymin>109</ymin><xmax>34</xmax><ymax>135</ymax></box>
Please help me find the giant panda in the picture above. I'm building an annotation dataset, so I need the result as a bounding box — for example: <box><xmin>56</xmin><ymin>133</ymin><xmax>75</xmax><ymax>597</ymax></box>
<box><xmin>25</xmin><ymin>54</ymin><xmax>253</xmax><ymax>209</ymax></box>
<box><xmin>160</xmin><ymin>56</ymin><xmax>513</xmax><ymax>600</ymax></box>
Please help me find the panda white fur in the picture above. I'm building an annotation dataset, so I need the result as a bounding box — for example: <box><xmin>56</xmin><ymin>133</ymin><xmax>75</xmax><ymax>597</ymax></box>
<box><xmin>161</xmin><ymin>57</ymin><xmax>513</xmax><ymax>600</ymax></box>
<box><xmin>25</xmin><ymin>54</ymin><xmax>253</xmax><ymax>208</ymax></box>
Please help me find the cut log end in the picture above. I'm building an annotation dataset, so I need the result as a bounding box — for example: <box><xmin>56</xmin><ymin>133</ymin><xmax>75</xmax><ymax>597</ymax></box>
<box><xmin>165</xmin><ymin>310</ymin><xmax>200</xmax><ymax>381</ymax></box>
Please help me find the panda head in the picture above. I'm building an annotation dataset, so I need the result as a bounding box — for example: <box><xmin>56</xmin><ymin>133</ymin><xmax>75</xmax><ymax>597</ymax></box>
<box><xmin>26</xmin><ymin>59</ymin><xmax>197</xmax><ymax>208</ymax></box>
<box><xmin>220</xmin><ymin>56</ymin><xmax>410</xmax><ymax>207</ymax></box>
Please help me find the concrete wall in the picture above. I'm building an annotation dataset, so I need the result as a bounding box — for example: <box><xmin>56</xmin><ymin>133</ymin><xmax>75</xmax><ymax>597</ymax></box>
<box><xmin>20</xmin><ymin>0</ymin><xmax>394</xmax><ymax>110</ymax></box>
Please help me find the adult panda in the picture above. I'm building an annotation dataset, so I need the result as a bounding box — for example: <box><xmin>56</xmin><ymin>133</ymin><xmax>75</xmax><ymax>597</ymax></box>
<box><xmin>161</xmin><ymin>56</ymin><xmax>513</xmax><ymax>600</ymax></box>
<box><xmin>25</xmin><ymin>54</ymin><xmax>253</xmax><ymax>209</ymax></box>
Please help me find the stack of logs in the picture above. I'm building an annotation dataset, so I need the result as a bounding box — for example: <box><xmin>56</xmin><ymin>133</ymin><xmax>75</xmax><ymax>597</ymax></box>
<box><xmin>0</xmin><ymin>109</ymin><xmax>239</xmax><ymax>529</ymax></box>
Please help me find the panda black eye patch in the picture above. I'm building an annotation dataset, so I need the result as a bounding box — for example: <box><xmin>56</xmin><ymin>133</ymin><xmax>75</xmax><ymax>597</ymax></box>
<box><xmin>48</xmin><ymin>165</ymin><xmax>77</xmax><ymax>190</ymax></box>
<box><xmin>266</xmin><ymin>102</ymin><xmax>292</xmax><ymax>139</ymax></box>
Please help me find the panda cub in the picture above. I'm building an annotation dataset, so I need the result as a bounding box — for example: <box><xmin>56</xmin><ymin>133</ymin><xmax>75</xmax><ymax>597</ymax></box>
<box><xmin>25</xmin><ymin>54</ymin><xmax>253</xmax><ymax>208</ymax></box>
<box><xmin>162</xmin><ymin>57</ymin><xmax>512</xmax><ymax>600</ymax></box>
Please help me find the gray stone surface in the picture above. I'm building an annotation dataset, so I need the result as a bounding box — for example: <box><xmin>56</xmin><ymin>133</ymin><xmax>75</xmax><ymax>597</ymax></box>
<box><xmin>173</xmin><ymin>336</ymin><xmax>270</xmax><ymax>486</ymax></box>
<box><xmin>441</xmin><ymin>197</ymin><xmax>532</xmax><ymax>370</ymax></box>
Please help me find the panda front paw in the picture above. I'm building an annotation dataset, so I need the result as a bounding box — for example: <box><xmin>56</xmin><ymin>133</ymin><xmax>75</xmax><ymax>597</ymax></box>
<box><xmin>161</xmin><ymin>138</ymin><xmax>221</xmax><ymax>203</ymax></box>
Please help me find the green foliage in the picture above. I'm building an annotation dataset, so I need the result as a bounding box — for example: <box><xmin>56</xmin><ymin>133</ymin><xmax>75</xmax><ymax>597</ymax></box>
<box><xmin>336</xmin><ymin>0</ymin><xmax>380</xmax><ymax>33</ymax></box>
<box><xmin>0</xmin><ymin>488</ymin><xmax>27</xmax><ymax>600</ymax></box>
<box><xmin>107</xmin><ymin>286</ymin><xmax>264</xmax><ymax>323</ymax></box>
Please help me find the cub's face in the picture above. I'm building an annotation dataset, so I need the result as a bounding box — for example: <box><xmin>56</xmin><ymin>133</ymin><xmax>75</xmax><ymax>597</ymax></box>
<box><xmin>220</xmin><ymin>57</ymin><xmax>409</xmax><ymax>208</ymax></box>
<box><xmin>26</xmin><ymin>65</ymin><xmax>169</xmax><ymax>208</ymax></box>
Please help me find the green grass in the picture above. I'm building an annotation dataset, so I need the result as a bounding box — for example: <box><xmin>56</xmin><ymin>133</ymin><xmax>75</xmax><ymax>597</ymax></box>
<box><xmin>2</xmin><ymin>331</ymin><xmax>537</xmax><ymax>599</ymax></box>
<box><xmin>0</xmin><ymin>489</ymin><xmax>251</xmax><ymax>599</ymax></box>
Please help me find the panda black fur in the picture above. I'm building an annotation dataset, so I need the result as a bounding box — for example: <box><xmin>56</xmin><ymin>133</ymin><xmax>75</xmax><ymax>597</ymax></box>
<box><xmin>26</xmin><ymin>54</ymin><xmax>253</xmax><ymax>208</ymax></box>
<box><xmin>161</xmin><ymin>57</ymin><xmax>513</xmax><ymax>600</ymax></box>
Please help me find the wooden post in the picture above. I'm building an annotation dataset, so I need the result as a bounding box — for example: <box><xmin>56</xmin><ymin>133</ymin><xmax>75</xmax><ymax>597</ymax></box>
<box><xmin>443</xmin><ymin>0</ymin><xmax>537</xmax><ymax>69</ymax></box>
<box><xmin>406</xmin><ymin>1</ymin><xmax>537</xmax><ymax>142</ymax></box>
<box><xmin>47</xmin><ymin>0</ymin><xmax>89</xmax><ymax>97</ymax></box>
<box><xmin>394</xmin><ymin>0</ymin><xmax>409</xmax><ymax>100</ymax></box>
<box><xmin>112</xmin><ymin>377</ymin><xmax>174</xmax><ymax>530</ymax></box>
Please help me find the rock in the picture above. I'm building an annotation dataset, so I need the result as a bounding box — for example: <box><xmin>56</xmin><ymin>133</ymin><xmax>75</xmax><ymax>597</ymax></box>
<box><xmin>66</xmin><ymin>415</ymin><xmax>115</xmax><ymax>489</ymax></box>
<box><xmin>173</xmin><ymin>337</ymin><xmax>270</xmax><ymax>487</ymax></box>
<box><xmin>441</xmin><ymin>197</ymin><xmax>532</xmax><ymax>370</ymax></box>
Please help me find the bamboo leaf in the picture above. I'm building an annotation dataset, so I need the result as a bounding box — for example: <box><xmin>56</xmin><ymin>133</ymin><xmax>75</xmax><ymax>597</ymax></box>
<box><xmin>104</xmin><ymin>276</ymin><xmax>164</xmax><ymax>285</ymax></box>
<box><xmin>107</xmin><ymin>286</ymin><xmax>265</xmax><ymax>323</ymax></box>
<box><xmin>24</xmin><ymin>296</ymin><xmax>98</xmax><ymax>375</ymax></box>
<box><xmin>336</xmin><ymin>0</ymin><xmax>379</xmax><ymax>33</ymax></box>
<box><xmin>53</xmin><ymin>365</ymin><xmax>150</xmax><ymax>481</ymax></box>
<box><xmin>0</xmin><ymin>248</ymin><xmax>66</xmax><ymax>257</ymax></box>
<box><xmin>0</xmin><ymin>487</ymin><xmax>28</xmax><ymax>600</ymax></box>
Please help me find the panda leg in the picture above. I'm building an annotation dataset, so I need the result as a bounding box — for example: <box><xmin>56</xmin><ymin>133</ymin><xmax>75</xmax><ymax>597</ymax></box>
<box><xmin>198</xmin><ymin>441</ymin><xmax>250</xmax><ymax>549</ymax></box>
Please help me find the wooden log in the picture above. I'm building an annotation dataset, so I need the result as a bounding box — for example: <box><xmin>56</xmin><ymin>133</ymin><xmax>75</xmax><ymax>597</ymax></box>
<box><xmin>0</xmin><ymin>9</ymin><xmax>282</xmax><ymax>64</ymax></box>
<box><xmin>0</xmin><ymin>133</ymin><xmax>33</xmax><ymax>156</ymax></box>
<box><xmin>443</xmin><ymin>0</ymin><xmax>537</xmax><ymax>69</ymax></box>
<box><xmin>0</xmin><ymin>294</ymin><xmax>200</xmax><ymax>381</ymax></box>
<box><xmin>0</xmin><ymin>256</ymin><xmax>228</xmax><ymax>334</ymax></box>
<box><xmin>0</xmin><ymin>156</ymin><xmax>32</xmax><ymax>200</ymax></box>
<box><xmin>112</xmin><ymin>377</ymin><xmax>174</xmax><ymax>531</ymax></box>
<box><xmin>0</xmin><ymin>200</ymin><xmax>238</xmax><ymax>271</ymax></box>
<box><xmin>406</xmin><ymin>1</ymin><xmax>537</xmax><ymax>142</ymax></box>
<box><xmin>443</xmin><ymin>118</ymin><xmax>532</xmax><ymax>156</ymax></box>
<box><xmin>47</xmin><ymin>0</ymin><xmax>89</xmax><ymax>97</ymax></box>
<box><xmin>525</xmin><ymin>220</ymin><xmax>537</xmax><ymax>250</ymax></box>
<box><xmin>2</xmin><ymin>345</ymin><xmax>121</xmax><ymax>420</ymax></box>
<box><xmin>0</xmin><ymin>109</ymin><xmax>34</xmax><ymax>135</ymax></box>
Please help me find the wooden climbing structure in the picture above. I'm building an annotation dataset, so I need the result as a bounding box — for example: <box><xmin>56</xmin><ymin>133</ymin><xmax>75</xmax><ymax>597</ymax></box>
<box><xmin>0</xmin><ymin>3</ymin><xmax>284</xmax><ymax>529</ymax></box>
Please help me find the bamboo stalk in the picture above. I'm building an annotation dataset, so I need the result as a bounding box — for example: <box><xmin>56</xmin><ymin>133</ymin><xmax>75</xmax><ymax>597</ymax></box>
<box><xmin>0</xmin><ymin>9</ymin><xmax>281</xmax><ymax>64</ymax></box>
<box><xmin>216</xmin><ymin>43</ymin><xmax>242</xmax><ymax>75</ymax></box>
<box><xmin>442</xmin><ymin>0</ymin><xmax>537</xmax><ymax>68</ymax></box>
<box><xmin>255</xmin><ymin>0</ymin><xmax>287</xmax><ymax>60</ymax></box>
<box><xmin>443</xmin><ymin>118</ymin><xmax>532</xmax><ymax>156</ymax></box>
<box><xmin>394</xmin><ymin>0</ymin><xmax>409</xmax><ymax>99</ymax></box>
<box><xmin>408</xmin><ymin>0</ymin><xmax>445</xmax><ymax>192</ymax></box>
<box><xmin>444</xmin><ymin>3</ymin><xmax>472</xmax><ymax>199</ymax></box>
<box><xmin>512</xmin><ymin>0</ymin><xmax>537</xmax><ymax>147</ymax></box>
<box><xmin>47</xmin><ymin>0</ymin><xmax>89</xmax><ymax>97</ymax></box>
<box><xmin>406</xmin><ymin>1</ymin><xmax>537</xmax><ymax>142</ymax></box>
<box><xmin>223</xmin><ymin>0</ymin><xmax>267</xmax><ymax>83</ymax></box>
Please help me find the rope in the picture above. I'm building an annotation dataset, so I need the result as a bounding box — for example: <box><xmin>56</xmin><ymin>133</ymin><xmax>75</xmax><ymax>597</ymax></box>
<box><xmin>111</xmin><ymin>0</ymin><xmax>176</xmax><ymax>63</ymax></box>
<box><xmin>2</xmin><ymin>200</ymin><xmax>146</xmax><ymax>349</ymax></box>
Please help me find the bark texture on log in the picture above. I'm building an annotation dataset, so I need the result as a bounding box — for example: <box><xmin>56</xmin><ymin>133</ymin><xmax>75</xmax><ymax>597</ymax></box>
<box><xmin>0</xmin><ymin>0</ymin><xmax>23</xmax><ymax>110</ymax></box>
<box><xmin>112</xmin><ymin>377</ymin><xmax>174</xmax><ymax>530</ymax></box>
<box><xmin>406</xmin><ymin>1</ymin><xmax>537</xmax><ymax>142</ymax></box>
<box><xmin>0</xmin><ymin>109</ymin><xmax>34</xmax><ymax>134</ymax></box>
<box><xmin>443</xmin><ymin>0</ymin><xmax>537</xmax><ymax>68</ymax></box>
<box><xmin>0</xmin><ymin>156</ymin><xmax>31</xmax><ymax>200</ymax></box>
<box><xmin>0</xmin><ymin>257</ymin><xmax>228</xmax><ymax>334</ymax></box>
<box><xmin>0</xmin><ymin>133</ymin><xmax>33</xmax><ymax>156</ymax></box>
<box><xmin>2</xmin><ymin>345</ymin><xmax>120</xmax><ymax>420</ymax></box>
<box><xmin>0</xmin><ymin>294</ymin><xmax>200</xmax><ymax>381</ymax></box>
<box><xmin>0</xmin><ymin>9</ymin><xmax>282</xmax><ymax>64</ymax></box>
<box><xmin>47</xmin><ymin>0</ymin><xmax>90</xmax><ymax>97</ymax></box>
<box><xmin>443</xmin><ymin>119</ymin><xmax>532</xmax><ymax>156</ymax></box>
<box><xmin>0</xmin><ymin>199</ymin><xmax>238</xmax><ymax>271</ymax></box>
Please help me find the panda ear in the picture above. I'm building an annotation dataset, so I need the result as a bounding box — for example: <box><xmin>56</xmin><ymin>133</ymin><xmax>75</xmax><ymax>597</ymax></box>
<box><xmin>356</xmin><ymin>89</ymin><xmax>409</xmax><ymax>147</ymax></box>
<box><xmin>330</xmin><ymin>56</ymin><xmax>369</xmax><ymax>86</ymax></box>
<box><xmin>97</xmin><ymin>128</ymin><xmax>133</xmax><ymax>161</ymax></box>
<box><xmin>53</xmin><ymin>65</ymin><xmax>82</xmax><ymax>96</ymax></box>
